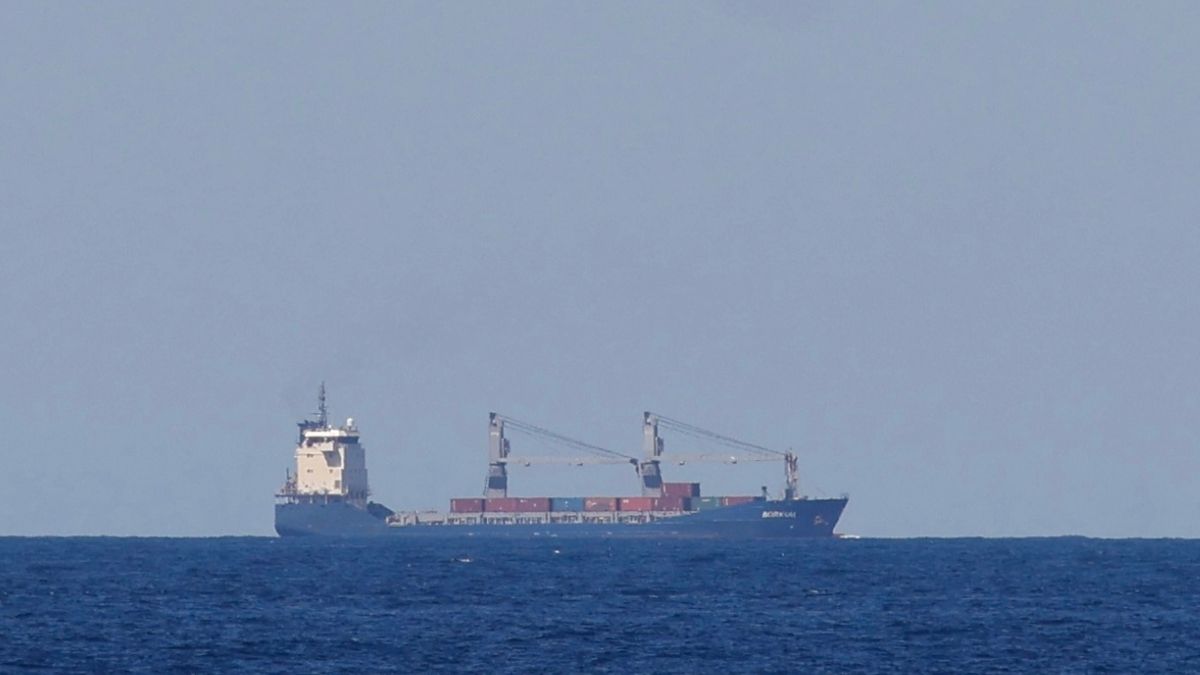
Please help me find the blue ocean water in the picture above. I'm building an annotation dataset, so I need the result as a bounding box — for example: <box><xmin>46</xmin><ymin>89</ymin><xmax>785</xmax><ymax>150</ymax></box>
<box><xmin>1</xmin><ymin>537</ymin><xmax>1197</xmax><ymax>673</ymax></box>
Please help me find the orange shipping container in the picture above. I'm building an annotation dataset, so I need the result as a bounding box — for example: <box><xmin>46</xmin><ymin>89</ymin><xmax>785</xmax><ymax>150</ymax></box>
<box><xmin>618</xmin><ymin>497</ymin><xmax>655</xmax><ymax>511</ymax></box>
<box><xmin>720</xmin><ymin>496</ymin><xmax>758</xmax><ymax>507</ymax></box>
<box><xmin>584</xmin><ymin>497</ymin><xmax>618</xmax><ymax>512</ymax></box>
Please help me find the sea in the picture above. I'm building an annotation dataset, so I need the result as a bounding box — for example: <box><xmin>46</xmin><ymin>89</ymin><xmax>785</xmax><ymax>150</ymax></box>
<box><xmin>1</xmin><ymin>536</ymin><xmax>1196</xmax><ymax>673</ymax></box>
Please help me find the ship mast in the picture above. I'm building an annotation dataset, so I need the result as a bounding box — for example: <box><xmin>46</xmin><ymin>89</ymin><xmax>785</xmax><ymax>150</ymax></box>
<box><xmin>296</xmin><ymin>382</ymin><xmax>331</xmax><ymax>442</ymax></box>
<box><xmin>316</xmin><ymin>381</ymin><xmax>328</xmax><ymax>427</ymax></box>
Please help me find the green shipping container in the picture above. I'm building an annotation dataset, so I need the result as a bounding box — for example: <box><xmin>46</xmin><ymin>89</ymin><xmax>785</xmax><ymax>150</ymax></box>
<box><xmin>693</xmin><ymin>497</ymin><xmax>723</xmax><ymax>511</ymax></box>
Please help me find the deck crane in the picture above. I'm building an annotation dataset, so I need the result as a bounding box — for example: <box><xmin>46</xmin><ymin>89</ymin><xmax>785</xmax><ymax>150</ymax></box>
<box><xmin>484</xmin><ymin>412</ymin><xmax>639</xmax><ymax>498</ymax></box>
<box><xmin>641</xmin><ymin>412</ymin><xmax>802</xmax><ymax>500</ymax></box>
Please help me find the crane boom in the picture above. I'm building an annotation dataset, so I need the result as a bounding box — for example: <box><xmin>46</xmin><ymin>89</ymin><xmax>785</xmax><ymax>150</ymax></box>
<box><xmin>644</xmin><ymin>412</ymin><xmax>801</xmax><ymax>500</ymax></box>
<box><xmin>664</xmin><ymin>453</ymin><xmax>778</xmax><ymax>465</ymax></box>
<box><xmin>495</xmin><ymin>414</ymin><xmax>637</xmax><ymax>461</ymax></box>
<box><xmin>483</xmin><ymin>413</ymin><xmax>639</xmax><ymax>497</ymax></box>
<box><xmin>503</xmin><ymin>455</ymin><xmax>638</xmax><ymax>467</ymax></box>
<box><xmin>650</xmin><ymin>413</ymin><xmax>784</xmax><ymax>458</ymax></box>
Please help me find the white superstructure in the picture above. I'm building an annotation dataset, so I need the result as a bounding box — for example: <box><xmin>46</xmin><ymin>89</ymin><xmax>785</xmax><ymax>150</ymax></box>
<box><xmin>278</xmin><ymin>384</ymin><xmax>370</xmax><ymax>508</ymax></box>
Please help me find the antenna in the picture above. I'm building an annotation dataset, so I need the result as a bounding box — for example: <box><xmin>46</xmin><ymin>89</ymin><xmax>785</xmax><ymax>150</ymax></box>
<box><xmin>316</xmin><ymin>382</ymin><xmax>328</xmax><ymax>427</ymax></box>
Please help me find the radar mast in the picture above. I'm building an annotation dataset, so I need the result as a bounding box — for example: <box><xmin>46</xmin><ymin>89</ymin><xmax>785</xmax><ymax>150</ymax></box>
<box><xmin>316</xmin><ymin>381</ymin><xmax>328</xmax><ymax>427</ymax></box>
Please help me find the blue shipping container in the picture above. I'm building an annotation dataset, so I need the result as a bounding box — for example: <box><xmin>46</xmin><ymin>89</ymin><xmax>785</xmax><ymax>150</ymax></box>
<box><xmin>550</xmin><ymin>497</ymin><xmax>586</xmax><ymax>512</ymax></box>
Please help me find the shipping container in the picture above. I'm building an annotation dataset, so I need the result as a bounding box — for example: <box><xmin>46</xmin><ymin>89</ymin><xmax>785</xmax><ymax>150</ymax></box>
<box><xmin>720</xmin><ymin>496</ymin><xmax>759</xmax><ymax>507</ymax></box>
<box><xmin>550</xmin><ymin>497</ymin><xmax>585</xmax><ymax>512</ymax></box>
<box><xmin>652</xmin><ymin>495</ymin><xmax>688</xmax><ymax>511</ymax></box>
<box><xmin>450</xmin><ymin>498</ymin><xmax>486</xmax><ymax>513</ymax></box>
<box><xmin>693</xmin><ymin>496</ymin><xmax>723</xmax><ymax>510</ymax></box>
<box><xmin>516</xmin><ymin>497</ymin><xmax>551</xmax><ymax>512</ymax></box>
<box><xmin>584</xmin><ymin>497</ymin><xmax>618</xmax><ymax>512</ymax></box>
<box><xmin>662</xmin><ymin>482</ymin><xmax>701</xmax><ymax>498</ymax></box>
<box><xmin>485</xmin><ymin>497</ymin><xmax>551</xmax><ymax>512</ymax></box>
<box><xmin>618</xmin><ymin>496</ymin><xmax>655</xmax><ymax>512</ymax></box>
<box><xmin>484</xmin><ymin>498</ymin><xmax>517</xmax><ymax>512</ymax></box>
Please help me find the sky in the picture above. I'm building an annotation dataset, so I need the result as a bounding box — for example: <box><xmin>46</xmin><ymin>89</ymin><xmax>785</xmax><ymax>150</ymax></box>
<box><xmin>1</xmin><ymin>2</ymin><xmax>1197</xmax><ymax>537</ymax></box>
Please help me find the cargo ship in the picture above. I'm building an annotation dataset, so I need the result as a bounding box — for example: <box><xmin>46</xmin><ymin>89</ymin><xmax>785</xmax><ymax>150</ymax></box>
<box><xmin>274</xmin><ymin>387</ymin><xmax>848</xmax><ymax>538</ymax></box>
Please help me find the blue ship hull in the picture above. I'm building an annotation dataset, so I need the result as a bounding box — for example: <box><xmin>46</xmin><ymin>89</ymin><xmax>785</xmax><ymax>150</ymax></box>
<box><xmin>275</xmin><ymin>498</ymin><xmax>848</xmax><ymax>539</ymax></box>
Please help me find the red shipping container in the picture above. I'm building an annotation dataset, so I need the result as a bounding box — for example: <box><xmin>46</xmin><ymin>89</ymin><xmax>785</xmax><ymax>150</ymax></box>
<box><xmin>514</xmin><ymin>497</ymin><xmax>550</xmax><ymax>512</ymax></box>
<box><xmin>618</xmin><ymin>497</ymin><xmax>655</xmax><ymax>512</ymax></box>
<box><xmin>652</xmin><ymin>496</ymin><xmax>688</xmax><ymax>511</ymax></box>
<box><xmin>585</xmin><ymin>497</ymin><xmax>618</xmax><ymax>512</ymax></box>
<box><xmin>662</xmin><ymin>482</ymin><xmax>701</xmax><ymax>498</ymax></box>
<box><xmin>450</xmin><ymin>498</ymin><xmax>485</xmax><ymax>513</ymax></box>
<box><xmin>720</xmin><ymin>496</ymin><xmax>757</xmax><ymax>507</ymax></box>
<box><xmin>485</xmin><ymin>498</ymin><xmax>519</xmax><ymax>512</ymax></box>
<box><xmin>485</xmin><ymin>497</ymin><xmax>550</xmax><ymax>512</ymax></box>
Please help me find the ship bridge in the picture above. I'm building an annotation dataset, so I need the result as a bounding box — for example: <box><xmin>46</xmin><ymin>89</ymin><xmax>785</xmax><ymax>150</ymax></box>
<box><xmin>277</xmin><ymin>384</ymin><xmax>370</xmax><ymax>508</ymax></box>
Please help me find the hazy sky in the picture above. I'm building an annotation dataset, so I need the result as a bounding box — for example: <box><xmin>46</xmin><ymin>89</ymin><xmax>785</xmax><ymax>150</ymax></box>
<box><xmin>2</xmin><ymin>2</ymin><xmax>1197</xmax><ymax>537</ymax></box>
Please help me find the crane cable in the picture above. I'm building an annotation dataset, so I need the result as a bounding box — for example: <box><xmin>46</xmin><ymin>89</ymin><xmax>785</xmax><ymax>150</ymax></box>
<box><xmin>650</xmin><ymin>413</ymin><xmax>785</xmax><ymax>459</ymax></box>
<box><xmin>494</xmin><ymin>414</ymin><xmax>638</xmax><ymax>462</ymax></box>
